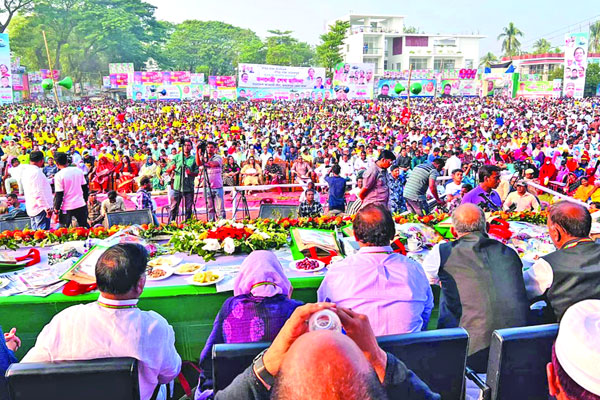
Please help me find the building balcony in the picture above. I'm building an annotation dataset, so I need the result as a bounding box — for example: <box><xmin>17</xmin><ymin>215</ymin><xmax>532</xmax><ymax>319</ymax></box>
<box><xmin>363</xmin><ymin>47</ymin><xmax>383</xmax><ymax>55</ymax></box>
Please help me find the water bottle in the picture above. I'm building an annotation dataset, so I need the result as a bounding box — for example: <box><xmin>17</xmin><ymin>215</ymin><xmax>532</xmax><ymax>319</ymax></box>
<box><xmin>308</xmin><ymin>309</ymin><xmax>342</xmax><ymax>332</ymax></box>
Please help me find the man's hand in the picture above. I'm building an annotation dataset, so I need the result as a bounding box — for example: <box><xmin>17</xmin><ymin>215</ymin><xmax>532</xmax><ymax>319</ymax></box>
<box><xmin>45</xmin><ymin>209</ymin><xmax>53</xmax><ymax>218</ymax></box>
<box><xmin>4</xmin><ymin>327</ymin><xmax>21</xmax><ymax>352</ymax></box>
<box><xmin>262</xmin><ymin>302</ymin><xmax>336</xmax><ymax>376</ymax></box>
<box><xmin>336</xmin><ymin>307</ymin><xmax>387</xmax><ymax>383</ymax></box>
<box><xmin>436</xmin><ymin>199</ymin><xmax>446</xmax><ymax>206</ymax></box>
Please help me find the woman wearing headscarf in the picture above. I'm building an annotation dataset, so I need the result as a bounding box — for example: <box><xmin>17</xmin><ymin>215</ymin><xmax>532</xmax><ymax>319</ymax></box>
<box><xmin>194</xmin><ymin>251</ymin><xmax>302</xmax><ymax>399</ymax></box>
<box><xmin>90</xmin><ymin>156</ymin><xmax>115</xmax><ymax>193</ymax></box>
<box><xmin>137</xmin><ymin>157</ymin><xmax>162</xmax><ymax>190</ymax></box>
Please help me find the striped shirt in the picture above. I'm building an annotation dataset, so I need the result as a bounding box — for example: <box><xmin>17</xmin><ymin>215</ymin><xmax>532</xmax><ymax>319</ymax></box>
<box><xmin>403</xmin><ymin>163</ymin><xmax>439</xmax><ymax>201</ymax></box>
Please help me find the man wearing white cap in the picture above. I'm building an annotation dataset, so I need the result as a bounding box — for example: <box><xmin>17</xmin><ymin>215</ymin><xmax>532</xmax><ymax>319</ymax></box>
<box><xmin>547</xmin><ymin>299</ymin><xmax>600</xmax><ymax>400</ymax></box>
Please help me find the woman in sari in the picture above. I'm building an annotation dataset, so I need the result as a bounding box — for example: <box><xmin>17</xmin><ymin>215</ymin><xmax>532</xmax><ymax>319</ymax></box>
<box><xmin>222</xmin><ymin>155</ymin><xmax>240</xmax><ymax>186</ymax></box>
<box><xmin>90</xmin><ymin>156</ymin><xmax>115</xmax><ymax>193</ymax></box>
<box><xmin>263</xmin><ymin>156</ymin><xmax>284</xmax><ymax>185</ymax></box>
<box><xmin>240</xmin><ymin>156</ymin><xmax>262</xmax><ymax>186</ymax></box>
<box><xmin>137</xmin><ymin>157</ymin><xmax>162</xmax><ymax>190</ymax></box>
<box><xmin>115</xmin><ymin>155</ymin><xmax>139</xmax><ymax>193</ymax></box>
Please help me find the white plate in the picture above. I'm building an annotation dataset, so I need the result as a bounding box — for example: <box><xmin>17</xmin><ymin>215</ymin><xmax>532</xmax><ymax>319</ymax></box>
<box><xmin>0</xmin><ymin>278</ymin><xmax>8</xmax><ymax>289</ymax></box>
<box><xmin>289</xmin><ymin>259</ymin><xmax>326</xmax><ymax>273</ymax></box>
<box><xmin>174</xmin><ymin>263</ymin><xmax>206</xmax><ymax>275</ymax></box>
<box><xmin>148</xmin><ymin>256</ymin><xmax>181</xmax><ymax>269</ymax></box>
<box><xmin>186</xmin><ymin>273</ymin><xmax>225</xmax><ymax>286</ymax></box>
<box><xmin>146</xmin><ymin>268</ymin><xmax>174</xmax><ymax>281</ymax></box>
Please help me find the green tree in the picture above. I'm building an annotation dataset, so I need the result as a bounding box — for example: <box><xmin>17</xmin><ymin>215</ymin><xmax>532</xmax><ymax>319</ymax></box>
<box><xmin>316</xmin><ymin>20</ymin><xmax>349</xmax><ymax>76</ymax></box>
<box><xmin>0</xmin><ymin>0</ymin><xmax>34</xmax><ymax>32</ymax></box>
<box><xmin>497</xmin><ymin>22</ymin><xmax>523</xmax><ymax>57</ymax></box>
<box><xmin>533</xmin><ymin>38</ymin><xmax>552</xmax><ymax>54</ymax></box>
<box><xmin>585</xmin><ymin>63</ymin><xmax>600</xmax><ymax>97</ymax></box>
<box><xmin>479</xmin><ymin>52</ymin><xmax>498</xmax><ymax>67</ymax></box>
<box><xmin>403</xmin><ymin>26</ymin><xmax>420</xmax><ymax>34</ymax></box>
<box><xmin>590</xmin><ymin>21</ymin><xmax>600</xmax><ymax>54</ymax></box>
<box><xmin>264</xmin><ymin>29</ymin><xmax>315</xmax><ymax>66</ymax></box>
<box><xmin>548</xmin><ymin>65</ymin><xmax>564</xmax><ymax>81</ymax></box>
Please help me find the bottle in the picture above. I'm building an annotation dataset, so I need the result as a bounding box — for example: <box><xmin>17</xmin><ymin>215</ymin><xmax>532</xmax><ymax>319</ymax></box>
<box><xmin>308</xmin><ymin>309</ymin><xmax>342</xmax><ymax>332</ymax></box>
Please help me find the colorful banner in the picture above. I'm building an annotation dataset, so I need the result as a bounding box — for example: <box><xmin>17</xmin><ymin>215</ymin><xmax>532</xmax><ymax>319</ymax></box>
<box><xmin>208</xmin><ymin>76</ymin><xmax>236</xmax><ymax>88</ymax></box>
<box><xmin>40</xmin><ymin>69</ymin><xmax>60</xmax><ymax>80</ymax></box>
<box><xmin>516</xmin><ymin>81</ymin><xmax>560</xmax><ymax>99</ymax></box>
<box><xmin>191</xmin><ymin>73</ymin><xmax>205</xmax><ymax>85</ymax></box>
<box><xmin>109</xmin><ymin>63</ymin><xmax>134</xmax><ymax>74</ymax></box>
<box><xmin>131</xmin><ymin>84</ymin><xmax>206</xmax><ymax>101</ymax></box>
<box><xmin>480</xmin><ymin>73</ymin><xmax>517</xmax><ymax>97</ymax></box>
<box><xmin>0</xmin><ymin>33</ymin><xmax>13</xmax><ymax>104</ymax></box>
<box><xmin>102</xmin><ymin>76</ymin><xmax>110</xmax><ymax>88</ymax></box>
<box><xmin>238</xmin><ymin>64</ymin><xmax>327</xmax><ymax>89</ymax></box>
<box><xmin>376</xmin><ymin>79</ymin><xmax>436</xmax><ymax>98</ymax></box>
<box><xmin>11</xmin><ymin>74</ymin><xmax>23</xmax><ymax>91</ymax></box>
<box><xmin>237</xmin><ymin>88</ymin><xmax>335</xmax><ymax>101</ymax></box>
<box><xmin>438</xmin><ymin>79</ymin><xmax>480</xmax><ymax>97</ymax></box>
<box><xmin>170</xmin><ymin>71</ymin><xmax>191</xmax><ymax>84</ymax></box>
<box><xmin>333</xmin><ymin>63</ymin><xmax>375</xmax><ymax>100</ymax></box>
<box><xmin>109</xmin><ymin>73</ymin><xmax>128</xmax><ymax>89</ymax></box>
<box><xmin>563</xmin><ymin>32</ymin><xmax>588</xmax><ymax>99</ymax></box>
<box><xmin>209</xmin><ymin>87</ymin><xmax>236</xmax><ymax>100</ymax></box>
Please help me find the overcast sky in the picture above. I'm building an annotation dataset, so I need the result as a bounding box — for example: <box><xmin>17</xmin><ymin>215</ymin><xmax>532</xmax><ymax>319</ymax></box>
<box><xmin>147</xmin><ymin>0</ymin><xmax>600</xmax><ymax>58</ymax></box>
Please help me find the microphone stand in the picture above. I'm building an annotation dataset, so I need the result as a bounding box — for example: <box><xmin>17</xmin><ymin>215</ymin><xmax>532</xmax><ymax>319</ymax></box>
<box><xmin>195</xmin><ymin>144</ymin><xmax>217</xmax><ymax>222</ymax></box>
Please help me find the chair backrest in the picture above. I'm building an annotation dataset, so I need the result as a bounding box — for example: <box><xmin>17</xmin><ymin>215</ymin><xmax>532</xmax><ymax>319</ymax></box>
<box><xmin>0</xmin><ymin>218</ymin><xmax>30</xmax><ymax>231</ymax></box>
<box><xmin>6</xmin><ymin>357</ymin><xmax>140</xmax><ymax>400</ymax></box>
<box><xmin>486</xmin><ymin>324</ymin><xmax>559</xmax><ymax>400</ymax></box>
<box><xmin>258</xmin><ymin>204</ymin><xmax>298</xmax><ymax>219</ymax></box>
<box><xmin>212</xmin><ymin>328</ymin><xmax>469</xmax><ymax>397</ymax></box>
<box><xmin>106</xmin><ymin>209</ymin><xmax>153</xmax><ymax>228</ymax></box>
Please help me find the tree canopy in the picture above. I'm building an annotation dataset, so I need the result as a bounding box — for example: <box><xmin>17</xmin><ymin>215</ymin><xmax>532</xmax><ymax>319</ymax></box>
<box><xmin>497</xmin><ymin>22</ymin><xmax>523</xmax><ymax>57</ymax></box>
<box><xmin>316</xmin><ymin>20</ymin><xmax>349</xmax><ymax>77</ymax></box>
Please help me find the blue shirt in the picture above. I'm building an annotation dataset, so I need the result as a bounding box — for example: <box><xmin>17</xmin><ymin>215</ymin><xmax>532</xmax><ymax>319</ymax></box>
<box><xmin>325</xmin><ymin>175</ymin><xmax>346</xmax><ymax>210</ymax></box>
<box><xmin>7</xmin><ymin>203</ymin><xmax>26</xmax><ymax>213</ymax></box>
<box><xmin>461</xmin><ymin>185</ymin><xmax>502</xmax><ymax>211</ymax></box>
<box><xmin>0</xmin><ymin>325</ymin><xmax>17</xmax><ymax>399</ymax></box>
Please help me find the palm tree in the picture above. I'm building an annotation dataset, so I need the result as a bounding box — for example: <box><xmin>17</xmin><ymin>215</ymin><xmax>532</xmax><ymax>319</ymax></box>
<box><xmin>590</xmin><ymin>21</ymin><xmax>600</xmax><ymax>53</ymax></box>
<box><xmin>533</xmin><ymin>38</ymin><xmax>552</xmax><ymax>54</ymax></box>
<box><xmin>497</xmin><ymin>22</ymin><xmax>524</xmax><ymax>57</ymax></box>
<box><xmin>479</xmin><ymin>52</ymin><xmax>498</xmax><ymax>67</ymax></box>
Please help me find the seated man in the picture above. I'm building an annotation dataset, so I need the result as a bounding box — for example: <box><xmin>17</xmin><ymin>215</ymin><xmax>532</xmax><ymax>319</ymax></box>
<box><xmin>298</xmin><ymin>189</ymin><xmax>323</xmax><ymax>218</ymax></box>
<box><xmin>422</xmin><ymin>204</ymin><xmax>530</xmax><ymax>372</ymax></box>
<box><xmin>4</xmin><ymin>193</ymin><xmax>25</xmax><ymax>214</ymax></box>
<box><xmin>22</xmin><ymin>244</ymin><xmax>181</xmax><ymax>400</ymax></box>
<box><xmin>87</xmin><ymin>191</ymin><xmax>104</xmax><ymax>226</ymax></box>
<box><xmin>547</xmin><ymin>300</ymin><xmax>600</xmax><ymax>400</ymax></box>
<box><xmin>216</xmin><ymin>303</ymin><xmax>440</xmax><ymax>400</ymax></box>
<box><xmin>523</xmin><ymin>201</ymin><xmax>600</xmax><ymax>322</ymax></box>
<box><xmin>0</xmin><ymin>326</ymin><xmax>20</xmax><ymax>400</ymax></box>
<box><xmin>503</xmin><ymin>180</ymin><xmax>540</xmax><ymax>212</ymax></box>
<box><xmin>318</xmin><ymin>204</ymin><xmax>433</xmax><ymax>336</ymax></box>
<box><xmin>101</xmin><ymin>190</ymin><xmax>126</xmax><ymax>216</ymax></box>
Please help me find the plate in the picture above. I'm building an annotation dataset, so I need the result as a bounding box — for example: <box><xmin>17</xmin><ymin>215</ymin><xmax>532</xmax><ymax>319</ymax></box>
<box><xmin>289</xmin><ymin>258</ymin><xmax>326</xmax><ymax>273</ymax></box>
<box><xmin>147</xmin><ymin>256</ymin><xmax>181</xmax><ymax>269</ymax></box>
<box><xmin>0</xmin><ymin>278</ymin><xmax>8</xmax><ymax>289</ymax></box>
<box><xmin>146</xmin><ymin>267</ymin><xmax>173</xmax><ymax>281</ymax></box>
<box><xmin>187</xmin><ymin>271</ymin><xmax>225</xmax><ymax>286</ymax></box>
<box><xmin>174</xmin><ymin>263</ymin><xmax>206</xmax><ymax>275</ymax></box>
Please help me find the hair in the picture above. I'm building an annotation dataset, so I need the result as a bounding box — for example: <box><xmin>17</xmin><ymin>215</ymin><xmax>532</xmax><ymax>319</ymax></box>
<box><xmin>331</xmin><ymin>164</ymin><xmax>341</xmax><ymax>175</ymax></box>
<box><xmin>552</xmin><ymin>344</ymin><xmax>600</xmax><ymax>400</ymax></box>
<box><xmin>452</xmin><ymin>205</ymin><xmax>486</xmax><ymax>234</ymax></box>
<box><xmin>54</xmin><ymin>152</ymin><xmax>69</xmax><ymax>166</ymax></box>
<box><xmin>6</xmin><ymin>193</ymin><xmax>17</xmax><ymax>201</ymax></box>
<box><xmin>478</xmin><ymin>164</ymin><xmax>501</xmax><ymax>182</ymax></box>
<box><xmin>140</xmin><ymin>176</ymin><xmax>151</xmax><ymax>186</ymax></box>
<box><xmin>377</xmin><ymin>150</ymin><xmax>395</xmax><ymax>161</ymax></box>
<box><xmin>207</xmin><ymin>141</ymin><xmax>216</xmax><ymax>147</ymax></box>
<box><xmin>95</xmin><ymin>244</ymin><xmax>148</xmax><ymax>295</ymax></box>
<box><xmin>305</xmin><ymin>188</ymin><xmax>316</xmax><ymax>195</ymax></box>
<box><xmin>107</xmin><ymin>190</ymin><xmax>117</xmax><ymax>201</ymax></box>
<box><xmin>432</xmin><ymin>158</ymin><xmax>445</xmax><ymax>168</ymax></box>
<box><xmin>29</xmin><ymin>151</ymin><xmax>44</xmax><ymax>163</ymax></box>
<box><xmin>549</xmin><ymin>201</ymin><xmax>591</xmax><ymax>238</ymax></box>
<box><xmin>451</xmin><ymin>168</ymin><xmax>463</xmax><ymax>175</ymax></box>
<box><xmin>353</xmin><ymin>204</ymin><xmax>395</xmax><ymax>246</ymax></box>
<box><xmin>462</xmin><ymin>183</ymin><xmax>473</xmax><ymax>191</ymax></box>
<box><xmin>10</xmin><ymin>158</ymin><xmax>19</xmax><ymax>166</ymax></box>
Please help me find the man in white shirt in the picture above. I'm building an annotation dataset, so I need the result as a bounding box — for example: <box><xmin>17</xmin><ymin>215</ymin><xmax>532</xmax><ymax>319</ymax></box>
<box><xmin>22</xmin><ymin>243</ymin><xmax>182</xmax><ymax>400</ymax></box>
<box><xmin>503</xmin><ymin>180</ymin><xmax>540</xmax><ymax>212</ymax></box>
<box><xmin>17</xmin><ymin>151</ymin><xmax>53</xmax><ymax>230</ymax></box>
<box><xmin>445</xmin><ymin>151</ymin><xmax>462</xmax><ymax>174</ymax></box>
<box><xmin>53</xmin><ymin>152</ymin><xmax>89</xmax><ymax>228</ymax></box>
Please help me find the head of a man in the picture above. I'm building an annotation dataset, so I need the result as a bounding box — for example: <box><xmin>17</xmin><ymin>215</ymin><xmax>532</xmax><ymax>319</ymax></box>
<box><xmin>452</xmin><ymin>168</ymin><xmax>463</xmax><ymax>184</ymax></box>
<box><xmin>547</xmin><ymin>201</ymin><xmax>591</xmax><ymax>249</ymax></box>
<box><xmin>140</xmin><ymin>176</ymin><xmax>152</xmax><ymax>191</ymax></box>
<box><xmin>478</xmin><ymin>165</ymin><xmax>501</xmax><ymax>191</ymax></box>
<box><xmin>331</xmin><ymin>164</ymin><xmax>341</xmax><ymax>176</ymax></box>
<box><xmin>54</xmin><ymin>152</ymin><xmax>69</xmax><ymax>167</ymax></box>
<box><xmin>516</xmin><ymin>180</ymin><xmax>527</xmax><ymax>195</ymax></box>
<box><xmin>353</xmin><ymin>204</ymin><xmax>395</xmax><ymax>247</ymax></box>
<box><xmin>29</xmin><ymin>151</ymin><xmax>45</xmax><ymax>168</ymax></box>
<box><xmin>271</xmin><ymin>330</ymin><xmax>387</xmax><ymax>400</ymax></box>
<box><xmin>95</xmin><ymin>243</ymin><xmax>148</xmax><ymax>299</ymax></box>
<box><xmin>305</xmin><ymin>189</ymin><xmax>315</xmax><ymax>204</ymax></box>
<box><xmin>107</xmin><ymin>190</ymin><xmax>118</xmax><ymax>203</ymax></box>
<box><xmin>451</xmin><ymin>204</ymin><xmax>487</xmax><ymax>238</ymax></box>
<box><xmin>6</xmin><ymin>193</ymin><xmax>19</xmax><ymax>208</ymax></box>
<box><xmin>376</xmin><ymin>150</ymin><xmax>395</xmax><ymax>170</ymax></box>
<box><xmin>432</xmin><ymin>158</ymin><xmax>446</xmax><ymax>172</ymax></box>
<box><xmin>390</xmin><ymin>164</ymin><xmax>400</xmax><ymax>179</ymax></box>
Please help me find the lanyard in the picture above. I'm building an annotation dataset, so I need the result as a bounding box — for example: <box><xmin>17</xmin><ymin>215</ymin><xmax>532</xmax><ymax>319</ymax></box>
<box><xmin>97</xmin><ymin>301</ymin><xmax>137</xmax><ymax>310</ymax></box>
<box><xmin>562</xmin><ymin>238</ymin><xmax>593</xmax><ymax>250</ymax></box>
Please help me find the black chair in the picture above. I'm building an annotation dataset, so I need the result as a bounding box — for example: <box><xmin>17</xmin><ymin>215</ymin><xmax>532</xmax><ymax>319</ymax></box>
<box><xmin>106</xmin><ymin>209</ymin><xmax>153</xmax><ymax>228</ymax></box>
<box><xmin>467</xmin><ymin>323</ymin><xmax>559</xmax><ymax>400</ymax></box>
<box><xmin>6</xmin><ymin>357</ymin><xmax>140</xmax><ymax>400</ymax></box>
<box><xmin>257</xmin><ymin>204</ymin><xmax>298</xmax><ymax>219</ymax></box>
<box><xmin>0</xmin><ymin>218</ymin><xmax>30</xmax><ymax>231</ymax></box>
<box><xmin>212</xmin><ymin>328</ymin><xmax>469</xmax><ymax>398</ymax></box>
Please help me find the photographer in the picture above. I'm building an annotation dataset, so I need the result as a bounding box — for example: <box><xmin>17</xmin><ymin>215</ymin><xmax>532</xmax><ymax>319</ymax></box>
<box><xmin>195</xmin><ymin>141</ymin><xmax>225</xmax><ymax>221</ymax></box>
<box><xmin>167</xmin><ymin>139</ymin><xmax>198</xmax><ymax>222</ymax></box>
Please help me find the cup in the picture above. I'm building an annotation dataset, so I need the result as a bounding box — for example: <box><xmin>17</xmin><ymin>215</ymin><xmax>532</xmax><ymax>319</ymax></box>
<box><xmin>407</xmin><ymin>237</ymin><xmax>421</xmax><ymax>252</ymax></box>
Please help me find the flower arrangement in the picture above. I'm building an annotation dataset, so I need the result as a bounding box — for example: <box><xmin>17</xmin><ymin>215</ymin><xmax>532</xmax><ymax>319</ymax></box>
<box><xmin>393</xmin><ymin>212</ymin><xmax>450</xmax><ymax>227</ymax></box>
<box><xmin>492</xmin><ymin>211</ymin><xmax>548</xmax><ymax>225</ymax></box>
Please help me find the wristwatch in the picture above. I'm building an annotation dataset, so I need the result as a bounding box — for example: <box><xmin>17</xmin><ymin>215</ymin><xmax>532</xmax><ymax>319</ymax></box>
<box><xmin>252</xmin><ymin>348</ymin><xmax>275</xmax><ymax>390</ymax></box>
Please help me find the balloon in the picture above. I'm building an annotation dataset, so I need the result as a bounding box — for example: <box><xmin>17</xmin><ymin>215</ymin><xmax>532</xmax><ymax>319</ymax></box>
<box><xmin>159</xmin><ymin>89</ymin><xmax>167</xmax><ymax>96</ymax></box>
<box><xmin>410</xmin><ymin>82</ymin><xmax>422</xmax><ymax>95</ymax></box>
<box><xmin>394</xmin><ymin>83</ymin><xmax>405</xmax><ymax>94</ymax></box>
<box><xmin>335</xmin><ymin>62</ymin><xmax>344</xmax><ymax>71</ymax></box>
<box><xmin>41</xmin><ymin>79</ymin><xmax>53</xmax><ymax>91</ymax></box>
<box><xmin>334</xmin><ymin>85</ymin><xmax>340</xmax><ymax>92</ymax></box>
<box><xmin>344</xmin><ymin>87</ymin><xmax>350</xmax><ymax>93</ymax></box>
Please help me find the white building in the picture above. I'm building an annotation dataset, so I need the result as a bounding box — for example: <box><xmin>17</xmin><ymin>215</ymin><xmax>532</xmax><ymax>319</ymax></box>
<box><xmin>329</xmin><ymin>14</ymin><xmax>484</xmax><ymax>77</ymax></box>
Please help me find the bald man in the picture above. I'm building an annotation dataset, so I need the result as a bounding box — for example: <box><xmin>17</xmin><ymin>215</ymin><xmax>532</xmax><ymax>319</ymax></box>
<box><xmin>524</xmin><ymin>201</ymin><xmax>600</xmax><ymax>322</ymax></box>
<box><xmin>422</xmin><ymin>204</ymin><xmax>529</xmax><ymax>372</ymax></box>
<box><xmin>215</xmin><ymin>303</ymin><xmax>440</xmax><ymax>399</ymax></box>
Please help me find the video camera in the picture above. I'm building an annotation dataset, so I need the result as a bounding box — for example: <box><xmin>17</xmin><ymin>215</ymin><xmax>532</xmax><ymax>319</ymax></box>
<box><xmin>197</xmin><ymin>140</ymin><xmax>207</xmax><ymax>152</ymax></box>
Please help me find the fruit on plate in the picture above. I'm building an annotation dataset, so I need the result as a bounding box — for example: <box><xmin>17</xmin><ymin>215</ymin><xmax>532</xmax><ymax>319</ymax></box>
<box><xmin>296</xmin><ymin>258</ymin><xmax>320</xmax><ymax>271</ymax></box>
<box><xmin>148</xmin><ymin>268</ymin><xmax>167</xmax><ymax>279</ymax></box>
<box><xmin>192</xmin><ymin>271</ymin><xmax>219</xmax><ymax>284</ymax></box>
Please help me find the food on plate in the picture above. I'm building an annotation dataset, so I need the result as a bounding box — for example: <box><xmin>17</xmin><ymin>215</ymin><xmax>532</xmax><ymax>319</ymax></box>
<box><xmin>192</xmin><ymin>271</ymin><xmax>220</xmax><ymax>284</ymax></box>
<box><xmin>148</xmin><ymin>256</ymin><xmax>179</xmax><ymax>268</ymax></box>
<box><xmin>148</xmin><ymin>268</ymin><xmax>167</xmax><ymax>279</ymax></box>
<box><xmin>296</xmin><ymin>258</ymin><xmax>320</xmax><ymax>271</ymax></box>
<box><xmin>176</xmin><ymin>263</ymin><xmax>203</xmax><ymax>274</ymax></box>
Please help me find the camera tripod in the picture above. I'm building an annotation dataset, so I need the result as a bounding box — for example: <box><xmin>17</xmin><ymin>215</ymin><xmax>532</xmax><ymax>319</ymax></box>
<box><xmin>193</xmin><ymin>141</ymin><xmax>218</xmax><ymax>222</ymax></box>
<box><xmin>231</xmin><ymin>186</ymin><xmax>251</xmax><ymax>220</ymax></box>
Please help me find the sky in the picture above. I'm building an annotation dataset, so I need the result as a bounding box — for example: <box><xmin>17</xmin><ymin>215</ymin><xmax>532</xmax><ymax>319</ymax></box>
<box><xmin>147</xmin><ymin>0</ymin><xmax>600</xmax><ymax>58</ymax></box>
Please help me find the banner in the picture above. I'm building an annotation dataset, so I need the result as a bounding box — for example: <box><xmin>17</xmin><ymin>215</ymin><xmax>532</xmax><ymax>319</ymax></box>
<box><xmin>0</xmin><ymin>33</ymin><xmax>13</xmax><ymax>104</ymax></box>
<box><xmin>40</xmin><ymin>69</ymin><xmax>60</xmax><ymax>80</ymax></box>
<box><xmin>563</xmin><ymin>32</ymin><xmax>588</xmax><ymax>99</ymax></box>
<box><xmin>102</xmin><ymin>76</ymin><xmax>110</xmax><ymax>88</ymax></box>
<box><xmin>438</xmin><ymin>79</ymin><xmax>480</xmax><ymax>97</ymax></box>
<box><xmin>333</xmin><ymin>63</ymin><xmax>375</xmax><ymax>100</ymax></box>
<box><xmin>238</xmin><ymin>64</ymin><xmax>327</xmax><ymax>89</ymax></box>
<box><xmin>109</xmin><ymin>63</ymin><xmax>134</xmax><ymax>74</ymax></box>
<box><xmin>109</xmin><ymin>73</ymin><xmax>128</xmax><ymax>89</ymax></box>
<box><xmin>480</xmin><ymin>73</ymin><xmax>517</xmax><ymax>97</ymax></box>
<box><xmin>131</xmin><ymin>84</ymin><xmax>206</xmax><ymax>101</ymax></box>
<box><xmin>237</xmin><ymin>88</ymin><xmax>335</xmax><ymax>101</ymax></box>
<box><xmin>516</xmin><ymin>81</ymin><xmax>559</xmax><ymax>99</ymax></box>
<box><xmin>109</xmin><ymin>63</ymin><xmax>133</xmax><ymax>92</ymax></box>
<box><xmin>377</xmin><ymin>79</ymin><xmax>436</xmax><ymax>98</ymax></box>
<box><xmin>597</xmin><ymin>83</ymin><xmax>600</xmax><ymax>97</ymax></box>
<box><xmin>209</xmin><ymin>87</ymin><xmax>236</xmax><ymax>100</ymax></box>
<box><xmin>191</xmin><ymin>73</ymin><xmax>205</xmax><ymax>84</ymax></box>
<box><xmin>11</xmin><ymin>74</ymin><xmax>23</xmax><ymax>91</ymax></box>
<box><xmin>208</xmin><ymin>76</ymin><xmax>236</xmax><ymax>88</ymax></box>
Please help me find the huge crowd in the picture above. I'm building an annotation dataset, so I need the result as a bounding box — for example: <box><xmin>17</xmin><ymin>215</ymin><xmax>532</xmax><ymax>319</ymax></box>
<box><xmin>0</xmin><ymin>97</ymin><xmax>598</xmax><ymax>400</ymax></box>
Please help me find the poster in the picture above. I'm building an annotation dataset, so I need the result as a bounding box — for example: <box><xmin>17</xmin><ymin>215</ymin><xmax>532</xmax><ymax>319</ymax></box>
<box><xmin>438</xmin><ymin>79</ymin><xmax>480</xmax><ymax>97</ymax></box>
<box><xmin>237</xmin><ymin>87</ymin><xmax>334</xmax><ymax>101</ymax></box>
<box><xmin>207</xmin><ymin>75</ymin><xmax>235</xmax><ymax>88</ymax></box>
<box><xmin>333</xmin><ymin>63</ymin><xmax>375</xmax><ymax>100</ymax></box>
<box><xmin>480</xmin><ymin>73</ymin><xmax>517</xmax><ymax>97</ymax></box>
<box><xmin>376</xmin><ymin>79</ymin><xmax>436</xmax><ymax>98</ymax></box>
<box><xmin>109</xmin><ymin>73</ymin><xmax>128</xmax><ymax>89</ymax></box>
<box><xmin>109</xmin><ymin>63</ymin><xmax>133</xmax><ymax>93</ymax></box>
<box><xmin>191</xmin><ymin>73</ymin><xmax>205</xmax><ymax>84</ymax></box>
<box><xmin>563</xmin><ymin>32</ymin><xmax>588</xmax><ymax>99</ymax></box>
<box><xmin>516</xmin><ymin>81</ymin><xmax>559</xmax><ymax>99</ymax></box>
<box><xmin>131</xmin><ymin>84</ymin><xmax>205</xmax><ymax>101</ymax></box>
<box><xmin>102</xmin><ymin>76</ymin><xmax>111</xmax><ymax>88</ymax></box>
<box><xmin>40</xmin><ymin>69</ymin><xmax>60</xmax><ymax>80</ymax></box>
<box><xmin>238</xmin><ymin>64</ymin><xmax>326</xmax><ymax>89</ymax></box>
<box><xmin>11</xmin><ymin>74</ymin><xmax>23</xmax><ymax>91</ymax></box>
<box><xmin>209</xmin><ymin>87</ymin><xmax>236</xmax><ymax>100</ymax></box>
<box><xmin>0</xmin><ymin>33</ymin><xmax>13</xmax><ymax>104</ymax></box>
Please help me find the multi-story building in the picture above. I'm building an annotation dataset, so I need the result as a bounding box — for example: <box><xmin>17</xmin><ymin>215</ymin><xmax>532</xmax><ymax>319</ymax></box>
<box><xmin>501</xmin><ymin>53</ymin><xmax>600</xmax><ymax>81</ymax></box>
<box><xmin>329</xmin><ymin>14</ymin><xmax>484</xmax><ymax>77</ymax></box>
